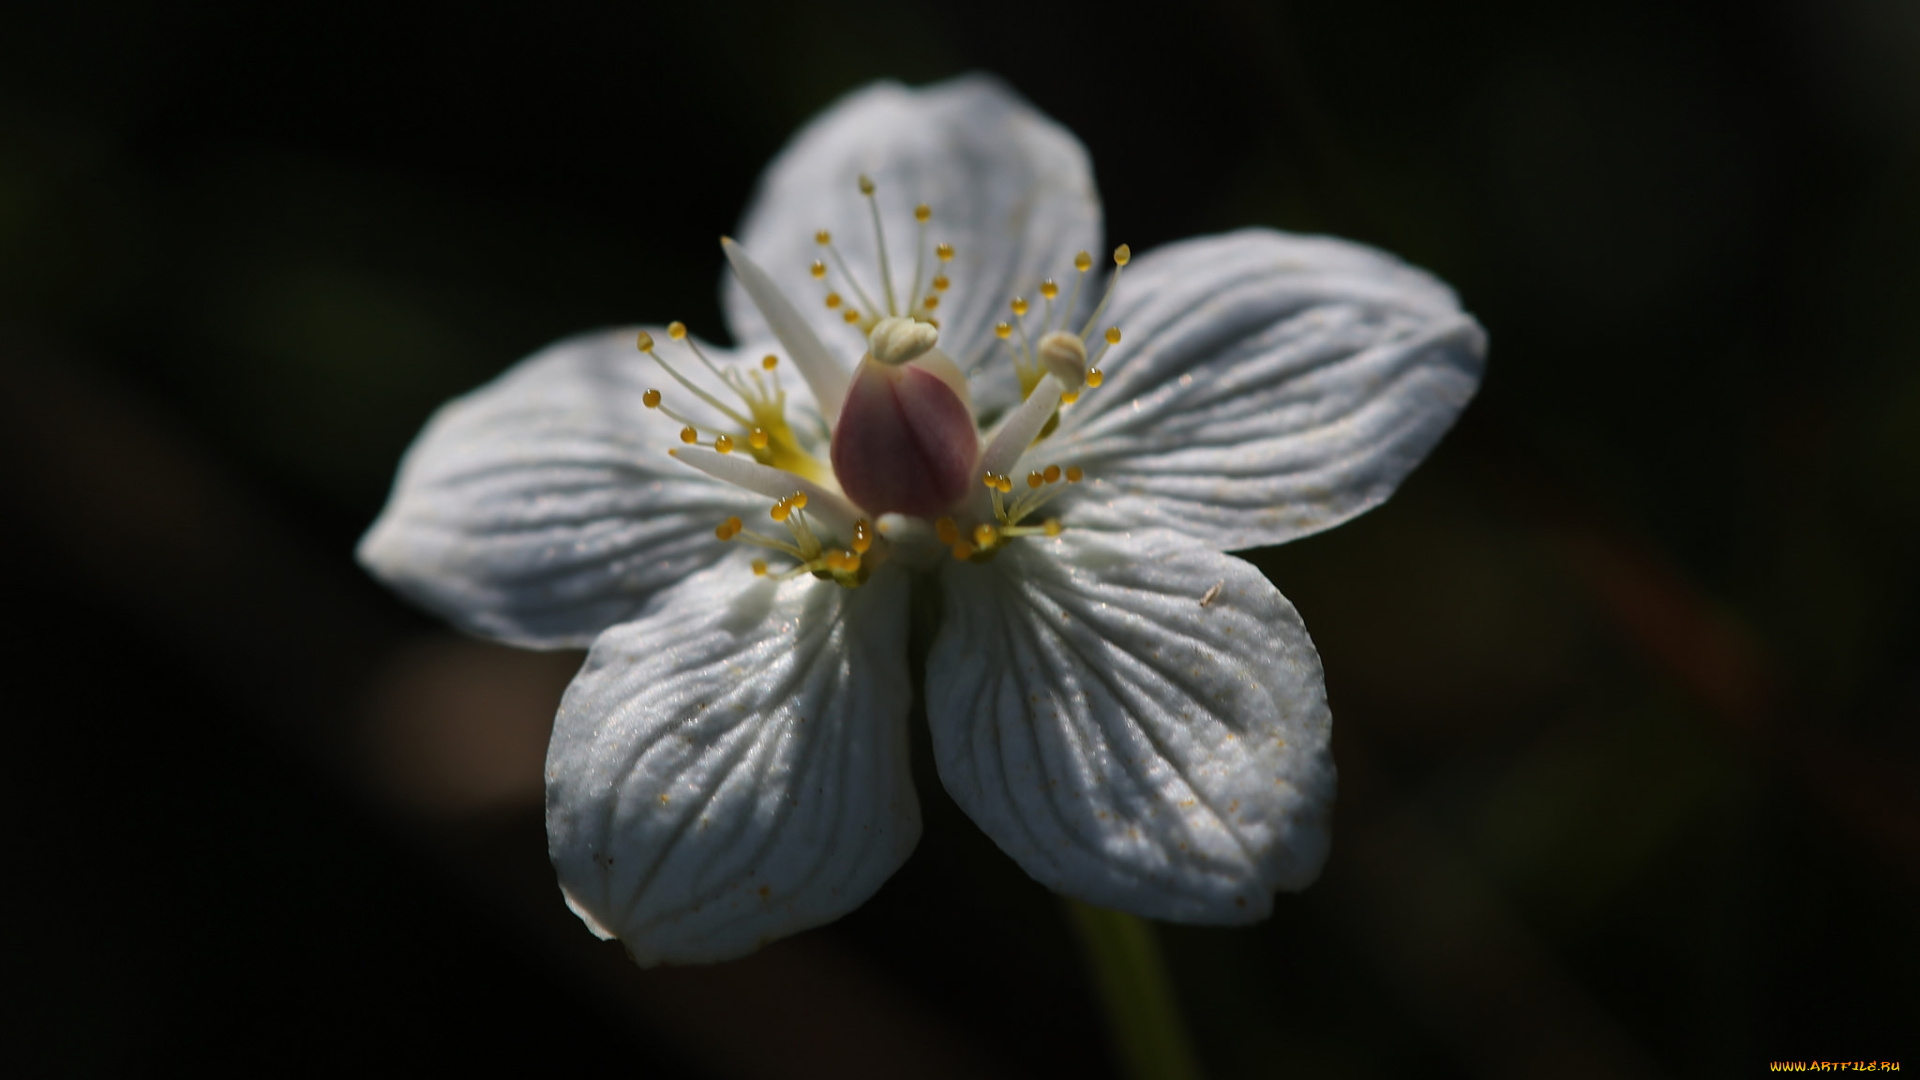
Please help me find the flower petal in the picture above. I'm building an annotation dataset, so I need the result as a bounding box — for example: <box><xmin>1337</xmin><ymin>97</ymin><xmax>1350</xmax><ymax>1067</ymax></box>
<box><xmin>1043</xmin><ymin>229</ymin><xmax>1485</xmax><ymax>550</ymax></box>
<box><xmin>547</xmin><ymin>562</ymin><xmax>917</xmax><ymax>965</ymax></box>
<box><xmin>358</xmin><ymin>329</ymin><xmax>811</xmax><ymax>648</ymax></box>
<box><xmin>926</xmin><ymin>529</ymin><xmax>1334</xmax><ymax>922</ymax></box>
<box><xmin>724</xmin><ymin>75</ymin><xmax>1100</xmax><ymax>415</ymax></box>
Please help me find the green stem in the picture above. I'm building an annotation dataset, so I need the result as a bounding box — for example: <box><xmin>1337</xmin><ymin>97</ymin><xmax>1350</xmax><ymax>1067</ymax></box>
<box><xmin>1064</xmin><ymin>900</ymin><xmax>1205</xmax><ymax>1080</ymax></box>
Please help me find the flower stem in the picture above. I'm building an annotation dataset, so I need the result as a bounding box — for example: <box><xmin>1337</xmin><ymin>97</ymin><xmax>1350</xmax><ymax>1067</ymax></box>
<box><xmin>1064</xmin><ymin>900</ymin><xmax>1205</xmax><ymax>1080</ymax></box>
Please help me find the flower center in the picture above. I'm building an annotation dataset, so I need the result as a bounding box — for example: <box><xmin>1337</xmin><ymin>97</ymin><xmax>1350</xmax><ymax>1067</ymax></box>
<box><xmin>657</xmin><ymin>176</ymin><xmax>1134</xmax><ymax>580</ymax></box>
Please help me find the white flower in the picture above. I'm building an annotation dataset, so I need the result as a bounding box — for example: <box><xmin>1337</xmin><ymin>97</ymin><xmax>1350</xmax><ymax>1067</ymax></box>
<box><xmin>358</xmin><ymin>75</ymin><xmax>1485</xmax><ymax>965</ymax></box>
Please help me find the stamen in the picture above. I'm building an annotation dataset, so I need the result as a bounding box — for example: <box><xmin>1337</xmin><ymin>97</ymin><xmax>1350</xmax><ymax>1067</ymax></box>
<box><xmin>643</xmin><ymin>389</ymin><xmax>662</xmax><ymax>408</ymax></box>
<box><xmin>640</xmin><ymin>323</ymin><xmax>752</xmax><ymax>428</ymax></box>
<box><xmin>1062</xmin><ymin>251</ymin><xmax>1091</xmax><ymax>331</ymax></box>
<box><xmin>1087</xmin><ymin>326</ymin><xmax>1123</xmax><ymax>371</ymax></box>
<box><xmin>858</xmin><ymin>175</ymin><xmax>899</xmax><ymax>317</ymax></box>
<box><xmin>1067</xmin><ymin>466</ymin><xmax>1084</xmax><ymax>482</ymax></box>
<box><xmin>1080</xmin><ymin>244</ymin><xmax>1130</xmax><ymax>341</ymax></box>
<box><xmin>762</xmin><ymin>354</ymin><xmax>778</xmax><ymax>370</ymax></box>
<box><xmin>680</xmin><ymin>426</ymin><xmax>698</xmax><ymax>444</ymax></box>
<box><xmin>908</xmin><ymin>203</ymin><xmax>930</xmax><ymax>312</ymax></box>
<box><xmin>851</xmin><ymin>519</ymin><xmax>873</xmax><ymax>553</ymax></box>
<box><xmin>973</xmin><ymin>523</ymin><xmax>997</xmax><ymax>548</ymax></box>
<box><xmin>934</xmin><ymin>517</ymin><xmax>960</xmax><ymax>544</ymax></box>
<box><xmin>752</xmin><ymin>559</ymin><xmax>768</xmax><ymax>576</ymax></box>
<box><xmin>714</xmin><ymin>434</ymin><xmax>734</xmax><ymax>454</ymax></box>
<box><xmin>749</xmin><ymin>428</ymin><xmax>770</xmax><ymax>449</ymax></box>
<box><xmin>810</xmin><ymin>260</ymin><xmax>827</xmax><ymax>280</ymax></box>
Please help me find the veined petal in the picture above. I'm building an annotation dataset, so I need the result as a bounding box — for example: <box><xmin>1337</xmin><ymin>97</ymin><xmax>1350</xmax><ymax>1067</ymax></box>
<box><xmin>547</xmin><ymin>562</ymin><xmax>917</xmax><ymax>965</ymax></box>
<box><xmin>1044</xmin><ymin>229</ymin><xmax>1485</xmax><ymax>550</ymax></box>
<box><xmin>927</xmin><ymin>529</ymin><xmax>1334</xmax><ymax>922</ymax></box>
<box><xmin>725</xmin><ymin>75</ymin><xmax>1100</xmax><ymax>409</ymax></box>
<box><xmin>358</xmin><ymin>329</ymin><xmax>808</xmax><ymax>649</ymax></box>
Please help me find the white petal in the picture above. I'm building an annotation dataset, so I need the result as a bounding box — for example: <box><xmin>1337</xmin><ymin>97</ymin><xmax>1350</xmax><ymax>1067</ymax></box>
<box><xmin>927</xmin><ymin>529</ymin><xmax>1334</xmax><ymax>922</ymax></box>
<box><xmin>358</xmin><ymin>329</ymin><xmax>813</xmax><ymax>649</ymax></box>
<box><xmin>1042</xmin><ymin>229</ymin><xmax>1486</xmax><ymax>550</ymax></box>
<box><xmin>547</xmin><ymin>563</ymin><xmax>918</xmax><ymax>965</ymax></box>
<box><xmin>724</xmin><ymin>75</ymin><xmax>1100</xmax><ymax>417</ymax></box>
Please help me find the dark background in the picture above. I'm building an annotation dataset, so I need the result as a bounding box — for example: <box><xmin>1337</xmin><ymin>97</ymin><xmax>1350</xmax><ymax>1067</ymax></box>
<box><xmin>3</xmin><ymin>1</ymin><xmax>1915</xmax><ymax>1076</ymax></box>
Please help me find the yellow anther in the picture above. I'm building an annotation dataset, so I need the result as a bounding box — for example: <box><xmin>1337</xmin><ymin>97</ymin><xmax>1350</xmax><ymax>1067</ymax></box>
<box><xmin>636</xmin><ymin>331</ymin><xmax>655</xmax><ymax>352</ymax></box>
<box><xmin>823</xmin><ymin>550</ymin><xmax>845</xmax><ymax>572</ymax></box>
<box><xmin>995</xmin><ymin>322</ymin><xmax>1012</xmax><ymax>339</ymax></box>
<box><xmin>914</xmin><ymin>203</ymin><xmax>931</xmax><ymax>223</ymax></box>
<box><xmin>935</xmin><ymin>242</ymin><xmax>954</xmax><ymax>261</ymax></box>
<box><xmin>1061</xmin><ymin>390</ymin><xmax>1080</xmax><ymax>404</ymax></box>
<box><xmin>1043</xmin><ymin>464</ymin><xmax>1061</xmax><ymax>483</ymax></box>
<box><xmin>770</xmin><ymin>501</ymin><xmax>792</xmax><ymax>522</ymax></box>
<box><xmin>1010</xmin><ymin>297</ymin><xmax>1029</xmax><ymax>316</ymax></box>
<box><xmin>642</xmin><ymin>389</ymin><xmax>662</xmax><ymax>408</ymax></box>
<box><xmin>752</xmin><ymin>559</ymin><xmax>768</xmax><ymax>576</ymax></box>
<box><xmin>680</xmin><ymin>426</ymin><xmax>698</xmax><ymax>444</ymax></box>
<box><xmin>749</xmin><ymin>428</ymin><xmax>770</xmax><ymax>449</ymax></box>
<box><xmin>667</xmin><ymin>321</ymin><xmax>687</xmax><ymax>340</ymax></box>
<box><xmin>973</xmin><ymin>523</ymin><xmax>996</xmax><ymax>547</ymax></box>
<box><xmin>1027</xmin><ymin>470</ymin><xmax>1044</xmax><ymax>489</ymax></box>
<box><xmin>842</xmin><ymin>549</ymin><xmax>861</xmax><ymax>571</ymax></box>
<box><xmin>858</xmin><ymin>175</ymin><xmax>875</xmax><ymax>195</ymax></box>
<box><xmin>1114</xmin><ymin>244</ymin><xmax>1131</xmax><ymax>267</ymax></box>
<box><xmin>725</xmin><ymin>515</ymin><xmax>742</xmax><ymax>534</ymax></box>
<box><xmin>714</xmin><ymin>434</ymin><xmax>734</xmax><ymax>454</ymax></box>
<box><xmin>1040</xmin><ymin>279</ymin><xmax>1059</xmax><ymax>300</ymax></box>
<box><xmin>951</xmin><ymin>539</ymin><xmax>976</xmax><ymax>561</ymax></box>
<box><xmin>715</xmin><ymin>523</ymin><xmax>730</xmax><ymax>540</ymax></box>
<box><xmin>1105</xmin><ymin>327</ymin><xmax>1122</xmax><ymax>345</ymax></box>
<box><xmin>982</xmin><ymin>473</ymin><xmax>1000</xmax><ymax>490</ymax></box>
<box><xmin>843</xmin><ymin>309</ymin><xmax>861</xmax><ymax>323</ymax></box>
<box><xmin>922</xmin><ymin>294</ymin><xmax>939</xmax><ymax>310</ymax></box>
<box><xmin>762</xmin><ymin>354</ymin><xmax>778</xmax><ymax>370</ymax></box>
<box><xmin>824</xmin><ymin>292</ymin><xmax>842</xmax><ymax>309</ymax></box>
<box><xmin>1066</xmin><ymin>466</ymin><xmax>1084</xmax><ymax>482</ymax></box>
<box><xmin>851</xmin><ymin>519</ymin><xmax>873</xmax><ymax>553</ymax></box>
<box><xmin>1044</xmin><ymin>518</ymin><xmax>1062</xmax><ymax>537</ymax></box>
<box><xmin>810</xmin><ymin>260</ymin><xmax>827</xmax><ymax>279</ymax></box>
<box><xmin>933</xmin><ymin>274</ymin><xmax>950</xmax><ymax>291</ymax></box>
<box><xmin>790</xmin><ymin>491</ymin><xmax>808</xmax><ymax>509</ymax></box>
<box><xmin>815</xmin><ymin>229</ymin><xmax>831</xmax><ymax>245</ymax></box>
<box><xmin>935</xmin><ymin>517</ymin><xmax>960</xmax><ymax>544</ymax></box>
<box><xmin>1087</xmin><ymin>369</ymin><xmax>1104</xmax><ymax>388</ymax></box>
<box><xmin>1074</xmin><ymin>251</ymin><xmax>1092</xmax><ymax>272</ymax></box>
<box><xmin>997</xmin><ymin>474</ymin><xmax>1014</xmax><ymax>493</ymax></box>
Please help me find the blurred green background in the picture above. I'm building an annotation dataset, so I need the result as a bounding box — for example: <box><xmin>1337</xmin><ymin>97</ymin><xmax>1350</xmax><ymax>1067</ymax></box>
<box><xmin>2</xmin><ymin>1</ymin><xmax>1915</xmax><ymax>1076</ymax></box>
